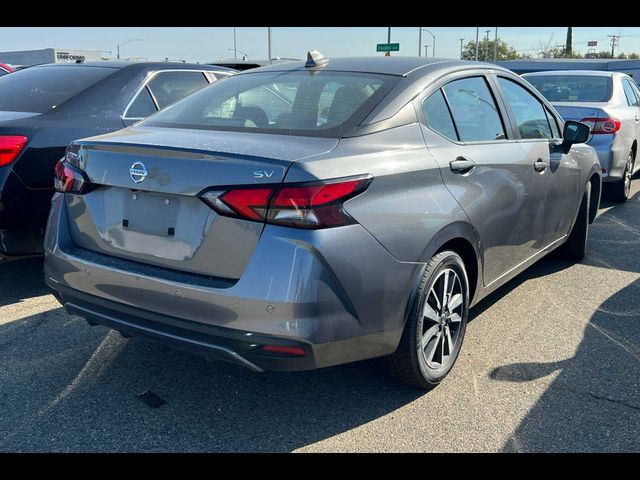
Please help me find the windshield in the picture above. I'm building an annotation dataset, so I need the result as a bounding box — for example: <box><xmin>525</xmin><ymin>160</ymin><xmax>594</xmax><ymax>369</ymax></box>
<box><xmin>525</xmin><ymin>75</ymin><xmax>613</xmax><ymax>103</ymax></box>
<box><xmin>0</xmin><ymin>65</ymin><xmax>116</xmax><ymax>113</ymax></box>
<box><xmin>144</xmin><ymin>70</ymin><xmax>400</xmax><ymax>137</ymax></box>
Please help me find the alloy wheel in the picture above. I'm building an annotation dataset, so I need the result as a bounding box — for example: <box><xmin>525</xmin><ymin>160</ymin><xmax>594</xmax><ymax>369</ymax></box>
<box><xmin>420</xmin><ymin>268</ymin><xmax>464</xmax><ymax>370</ymax></box>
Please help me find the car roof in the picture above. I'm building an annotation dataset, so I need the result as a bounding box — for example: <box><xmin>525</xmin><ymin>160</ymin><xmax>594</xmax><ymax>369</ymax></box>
<box><xmin>523</xmin><ymin>70</ymin><xmax>618</xmax><ymax>78</ymax></box>
<box><xmin>29</xmin><ymin>61</ymin><xmax>235</xmax><ymax>73</ymax></box>
<box><xmin>239</xmin><ymin>56</ymin><xmax>505</xmax><ymax>77</ymax></box>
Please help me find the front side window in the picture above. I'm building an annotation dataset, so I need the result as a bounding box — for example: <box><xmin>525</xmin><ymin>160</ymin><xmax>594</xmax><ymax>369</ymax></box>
<box><xmin>422</xmin><ymin>89</ymin><xmax>458</xmax><ymax>141</ymax></box>
<box><xmin>622</xmin><ymin>79</ymin><xmax>639</xmax><ymax>107</ymax></box>
<box><xmin>545</xmin><ymin>107</ymin><xmax>561</xmax><ymax>138</ymax></box>
<box><xmin>145</xmin><ymin>71</ymin><xmax>398</xmax><ymax>138</ymax></box>
<box><xmin>442</xmin><ymin>77</ymin><xmax>506</xmax><ymax>142</ymax></box>
<box><xmin>498</xmin><ymin>78</ymin><xmax>552</xmax><ymax>139</ymax></box>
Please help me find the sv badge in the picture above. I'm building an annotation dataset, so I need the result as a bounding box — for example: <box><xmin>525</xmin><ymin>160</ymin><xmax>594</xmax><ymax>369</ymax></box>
<box><xmin>253</xmin><ymin>170</ymin><xmax>275</xmax><ymax>179</ymax></box>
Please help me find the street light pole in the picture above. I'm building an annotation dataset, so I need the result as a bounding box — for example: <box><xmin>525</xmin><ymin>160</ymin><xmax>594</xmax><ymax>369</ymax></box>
<box><xmin>493</xmin><ymin>27</ymin><xmax>498</xmax><ymax>61</ymax></box>
<box><xmin>116</xmin><ymin>38</ymin><xmax>141</xmax><ymax>60</ymax></box>
<box><xmin>267</xmin><ymin>27</ymin><xmax>272</xmax><ymax>59</ymax></box>
<box><xmin>475</xmin><ymin>27</ymin><xmax>479</xmax><ymax>61</ymax></box>
<box><xmin>424</xmin><ymin>45</ymin><xmax>429</xmax><ymax>57</ymax></box>
<box><xmin>485</xmin><ymin>29</ymin><xmax>491</xmax><ymax>61</ymax></box>
<box><xmin>459</xmin><ymin>38</ymin><xmax>464</xmax><ymax>59</ymax></box>
<box><xmin>418</xmin><ymin>27</ymin><xmax>422</xmax><ymax>57</ymax></box>
<box><xmin>421</xmin><ymin>28</ymin><xmax>436</xmax><ymax>58</ymax></box>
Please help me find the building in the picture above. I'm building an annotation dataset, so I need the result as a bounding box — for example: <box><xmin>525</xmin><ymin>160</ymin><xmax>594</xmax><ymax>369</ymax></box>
<box><xmin>0</xmin><ymin>48</ymin><xmax>109</xmax><ymax>68</ymax></box>
<box><xmin>497</xmin><ymin>58</ymin><xmax>640</xmax><ymax>80</ymax></box>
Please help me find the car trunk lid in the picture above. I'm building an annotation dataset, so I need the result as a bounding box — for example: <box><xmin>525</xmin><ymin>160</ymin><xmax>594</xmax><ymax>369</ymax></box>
<box><xmin>66</xmin><ymin>126</ymin><xmax>338</xmax><ymax>279</ymax></box>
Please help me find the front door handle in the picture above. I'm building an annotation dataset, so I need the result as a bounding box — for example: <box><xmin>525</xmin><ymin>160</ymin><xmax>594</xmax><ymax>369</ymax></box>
<box><xmin>450</xmin><ymin>157</ymin><xmax>476</xmax><ymax>174</ymax></box>
<box><xmin>534</xmin><ymin>158</ymin><xmax>548</xmax><ymax>172</ymax></box>
<box><xmin>635</xmin><ymin>114</ymin><xmax>639</xmax><ymax>122</ymax></box>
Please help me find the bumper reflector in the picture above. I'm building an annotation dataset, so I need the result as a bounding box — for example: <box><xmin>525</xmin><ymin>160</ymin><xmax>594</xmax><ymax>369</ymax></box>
<box><xmin>262</xmin><ymin>345</ymin><xmax>306</xmax><ymax>356</ymax></box>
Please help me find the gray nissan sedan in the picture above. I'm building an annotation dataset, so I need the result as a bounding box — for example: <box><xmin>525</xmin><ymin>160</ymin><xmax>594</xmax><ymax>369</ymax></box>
<box><xmin>44</xmin><ymin>54</ymin><xmax>601</xmax><ymax>389</ymax></box>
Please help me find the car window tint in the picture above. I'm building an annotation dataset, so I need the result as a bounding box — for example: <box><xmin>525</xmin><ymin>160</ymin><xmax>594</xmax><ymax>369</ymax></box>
<box><xmin>126</xmin><ymin>86</ymin><xmax>157</xmax><ymax>118</ymax></box>
<box><xmin>422</xmin><ymin>90</ymin><xmax>458</xmax><ymax>141</ymax></box>
<box><xmin>498</xmin><ymin>78</ymin><xmax>552</xmax><ymax>139</ymax></box>
<box><xmin>622</xmin><ymin>79</ymin><xmax>639</xmax><ymax>107</ymax></box>
<box><xmin>0</xmin><ymin>65</ymin><xmax>115</xmax><ymax>113</ymax></box>
<box><xmin>443</xmin><ymin>77</ymin><xmax>506</xmax><ymax>142</ymax></box>
<box><xmin>147</xmin><ymin>71</ymin><xmax>210</xmax><ymax>110</ymax></box>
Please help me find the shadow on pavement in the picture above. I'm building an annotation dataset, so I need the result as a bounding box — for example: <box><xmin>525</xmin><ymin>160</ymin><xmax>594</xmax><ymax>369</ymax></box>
<box><xmin>489</xmin><ymin>188</ymin><xmax>640</xmax><ymax>452</ymax></box>
<box><xmin>0</xmin><ymin>256</ymin><xmax>49</xmax><ymax>308</ymax></box>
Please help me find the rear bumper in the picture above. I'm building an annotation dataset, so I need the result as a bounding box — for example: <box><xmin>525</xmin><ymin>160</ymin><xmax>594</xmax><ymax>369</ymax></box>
<box><xmin>588</xmin><ymin>134</ymin><xmax>630</xmax><ymax>182</ymax></box>
<box><xmin>44</xmin><ymin>193</ymin><xmax>422</xmax><ymax>371</ymax></box>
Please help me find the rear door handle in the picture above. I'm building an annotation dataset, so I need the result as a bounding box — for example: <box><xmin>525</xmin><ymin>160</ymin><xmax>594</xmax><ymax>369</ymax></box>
<box><xmin>449</xmin><ymin>157</ymin><xmax>475</xmax><ymax>174</ymax></box>
<box><xmin>534</xmin><ymin>158</ymin><xmax>548</xmax><ymax>172</ymax></box>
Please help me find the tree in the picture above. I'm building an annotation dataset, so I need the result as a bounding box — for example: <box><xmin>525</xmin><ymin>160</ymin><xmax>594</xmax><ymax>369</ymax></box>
<box><xmin>628</xmin><ymin>53</ymin><xmax>640</xmax><ymax>59</ymax></box>
<box><xmin>566</xmin><ymin>27</ymin><xmax>573</xmax><ymax>57</ymax></box>
<box><xmin>461</xmin><ymin>39</ymin><xmax>520</xmax><ymax>61</ymax></box>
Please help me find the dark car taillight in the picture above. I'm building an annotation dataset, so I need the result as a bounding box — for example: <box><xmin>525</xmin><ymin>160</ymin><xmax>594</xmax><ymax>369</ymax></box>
<box><xmin>201</xmin><ymin>175</ymin><xmax>372</xmax><ymax>229</ymax></box>
<box><xmin>580</xmin><ymin>117</ymin><xmax>621</xmax><ymax>134</ymax></box>
<box><xmin>0</xmin><ymin>135</ymin><xmax>28</xmax><ymax>167</ymax></box>
<box><xmin>54</xmin><ymin>159</ymin><xmax>93</xmax><ymax>194</ymax></box>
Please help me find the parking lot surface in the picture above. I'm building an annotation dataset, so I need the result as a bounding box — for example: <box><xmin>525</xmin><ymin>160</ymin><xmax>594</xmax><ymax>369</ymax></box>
<box><xmin>1</xmin><ymin>181</ymin><xmax>639</xmax><ymax>452</ymax></box>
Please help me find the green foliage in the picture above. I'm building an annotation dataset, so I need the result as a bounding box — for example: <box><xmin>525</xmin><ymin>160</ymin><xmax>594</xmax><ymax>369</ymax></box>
<box><xmin>461</xmin><ymin>39</ymin><xmax>519</xmax><ymax>61</ymax></box>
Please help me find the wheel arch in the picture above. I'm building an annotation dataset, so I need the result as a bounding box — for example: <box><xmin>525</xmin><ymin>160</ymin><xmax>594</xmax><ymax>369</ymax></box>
<box><xmin>404</xmin><ymin>222</ymin><xmax>483</xmax><ymax>326</ymax></box>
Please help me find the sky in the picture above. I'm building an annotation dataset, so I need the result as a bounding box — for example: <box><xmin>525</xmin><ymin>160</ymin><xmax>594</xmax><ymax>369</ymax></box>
<box><xmin>2</xmin><ymin>27</ymin><xmax>640</xmax><ymax>62</ymax></box>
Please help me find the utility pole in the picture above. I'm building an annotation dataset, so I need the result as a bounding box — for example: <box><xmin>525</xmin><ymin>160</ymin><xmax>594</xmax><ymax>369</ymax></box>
<box><xmin>459</xmin><ymin>38</ymin><xmax>464</xmax><ymax>59</ymax></box>
<box><xmin>485</xmin><ymin>30</ymin><xmax>491</xmax><ymax>61</ymax></box>
<box><xmin>424</xmin><ymin>45</ymin><xmax>429</xmax><ymax>57</ymax></box>
<box><xmin>418</xmin><ymin>27</ymin><xmax>422</xmax><ymax>57</ymax></box>
<box><xmin>493</xmin><ymin>27</ymin><xmax>498</xmax><ymax>61</ymax></box>
<box><xmin>233</xmin><ymin>27</ymin><xmax>237</xmax><ymax>60</ymax></box>
<box><xmin>388</xmin><ymin>27</ymin><xmax>391</xmax><ymax>43</ymax></box>
<box><xmin>268</xmin><ymin>27</ymin><xmax>272</xmax><ymax>59</ymax></box>
<box><xmin>475</xmin><ymin>27</ymin><xmax>479</xmax><ymax>61</ymax></box>
<box><xmin>608</xmin><ymin>34</ymin><xmax>620</xmax><ymax>58</ymax></box>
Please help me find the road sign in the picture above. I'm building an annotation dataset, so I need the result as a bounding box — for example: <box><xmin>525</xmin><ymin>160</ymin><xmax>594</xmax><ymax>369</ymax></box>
<box><xmin>588</xmin><ymin>40</ymin><xmax>598</xmax><ymax>47</ymax></box>
<box><xmin>377</xmin><ymin>43</ymin><xmax>400</xmax><ymax>52</ymax></box>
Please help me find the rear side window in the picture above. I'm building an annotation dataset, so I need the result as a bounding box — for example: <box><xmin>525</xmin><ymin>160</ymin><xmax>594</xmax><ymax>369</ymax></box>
<box><xmin>145</xmin><ymin>71</ymin><xmax>398</xmax><ymax>138</ymax></box>
<box><xmin>0</xmin><ymin>65</ymin><xmax>115</xmax><ymax>113</ymax></box>
<box><xmin>498</xmin><ymin>78</ymin><xmax>552</xmax><ymax>139</ymax></box>
<box><xmin>146</xmin><ymin>71</ymin><xmax>210</xmax><ymax>110</ymax></box>
<box><xmin>443</xmin><ymin>77</ymin><xmax>506</xmax><ymax>142</ymax></box>
<box><xmin>525</xmin><ymin>75</ymin><xmax>612</xmax><ymax>103</ymax></box>
<box><xmin>622</xmin><ymin>79</ymin><xmax>639</xmax><ymax>107</ymax></box>
<box><xmin>126</xmin><ymin>86</ymin><xmax>157</xmax><ymax>118</ymax></box>
<box><xmin>422</xmin><ymin>90</ymin><xmax>457</xmax><ymax>141</ymax></box>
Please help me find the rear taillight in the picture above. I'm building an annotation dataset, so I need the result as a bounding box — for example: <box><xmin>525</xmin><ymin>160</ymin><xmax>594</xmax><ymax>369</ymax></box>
<box><xmin>201</xmin><ymin>175</ymin><xmax>372</xmax><ymax>229</ymax></box>
<box><xmin>580</xmin><ymin>117</ymin><xmax>621</xmax><ymax>134</ymax></box>
<box><xmin>0</xmin><ymin>135</ymin><xmax>28</xmax><ymax>167</ymax></box>
<box><xmin>54</xmin><ymin>159</ymin><xmax>93</xmax><ymax>194</ymax></box>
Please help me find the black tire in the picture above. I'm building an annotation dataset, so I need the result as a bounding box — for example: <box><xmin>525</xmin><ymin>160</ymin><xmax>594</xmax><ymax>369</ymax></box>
<box><xmin>609</xmin><ymin>151</ymin><xmax>634</xmax><ymax>203</ymax></box>
<box><xmin>559</xmin><ymin>181</ymin><xmax>590</xmax><ymax>261</ymax></box>
<box><xmin>389</xmin><ymin>250</ymin><xmax>469</xmax><ymax>389</ymax></box>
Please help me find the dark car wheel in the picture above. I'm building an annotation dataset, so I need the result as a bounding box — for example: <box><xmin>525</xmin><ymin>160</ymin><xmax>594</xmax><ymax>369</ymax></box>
<box><xmin>389</xmin><ymin>250</ymin><xmax>469</xmax><ymax>389</ymax></box>
<box><xmin>559</xmin><ymin>181</ymin><xmax>591</xmax><ymax>261</ymax></box>
<box><xmin>610</xmin><ymin>151</ymin><xmax>634</xmax><ymax>202</ymax></box>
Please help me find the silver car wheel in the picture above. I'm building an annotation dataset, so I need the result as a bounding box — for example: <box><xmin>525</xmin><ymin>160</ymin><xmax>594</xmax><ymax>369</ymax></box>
<box><xmin>421</xmin><ymin>268</ymin><xmax>464</xmax><ymax>370</ymax></box>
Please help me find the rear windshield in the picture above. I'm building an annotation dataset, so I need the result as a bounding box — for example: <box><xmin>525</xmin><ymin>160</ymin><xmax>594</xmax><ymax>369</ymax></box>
<box><xmin>144</xmin><ymin>70</ymin><xmax>400</xmax><ymax>137</ymax></box>
<box><xmin>525</xmin><ymin>75</ymin><xmax>612</xmax><ymax>103</ymax></box>
<box><xmin>0</xmin><ymin>65</ymin><xmax>115</xmax><ymax>113</ymax></box>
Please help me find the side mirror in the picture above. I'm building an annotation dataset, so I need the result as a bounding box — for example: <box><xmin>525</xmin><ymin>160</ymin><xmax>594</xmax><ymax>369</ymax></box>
<box><xmin>560</xmin><ymin>120</ymin><xmax>590</xmax><ymax>154</ymax></box>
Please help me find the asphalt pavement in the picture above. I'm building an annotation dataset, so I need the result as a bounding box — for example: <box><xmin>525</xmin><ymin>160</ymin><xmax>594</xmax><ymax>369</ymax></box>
<box><xmin>0</xmin><ymin>180</ymin><xmax>638</xmax><ymax>452</ymax></box>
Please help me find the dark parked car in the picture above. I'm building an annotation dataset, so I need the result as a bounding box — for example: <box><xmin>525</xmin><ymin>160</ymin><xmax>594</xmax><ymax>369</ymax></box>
<box><xmin>45</xmin><ymin>55</ymin><xmax>600</xmax><ymax>389</ymax></box>
<box><xmin>0</xmin><ymin>61</ymin><xmax>234</xmax><ymax>256</ymax></box>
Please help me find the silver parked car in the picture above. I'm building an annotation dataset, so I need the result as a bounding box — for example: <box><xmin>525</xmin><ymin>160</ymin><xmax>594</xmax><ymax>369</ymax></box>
<box><xmin>44</xmin><ymin>55</ymin><xmax>600</xmax><ymax>389</ymax></box>
<box><xmin>524</xmin><ymin>70</ymin><xmax>640</xmax><ymax>201</ymax></box>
